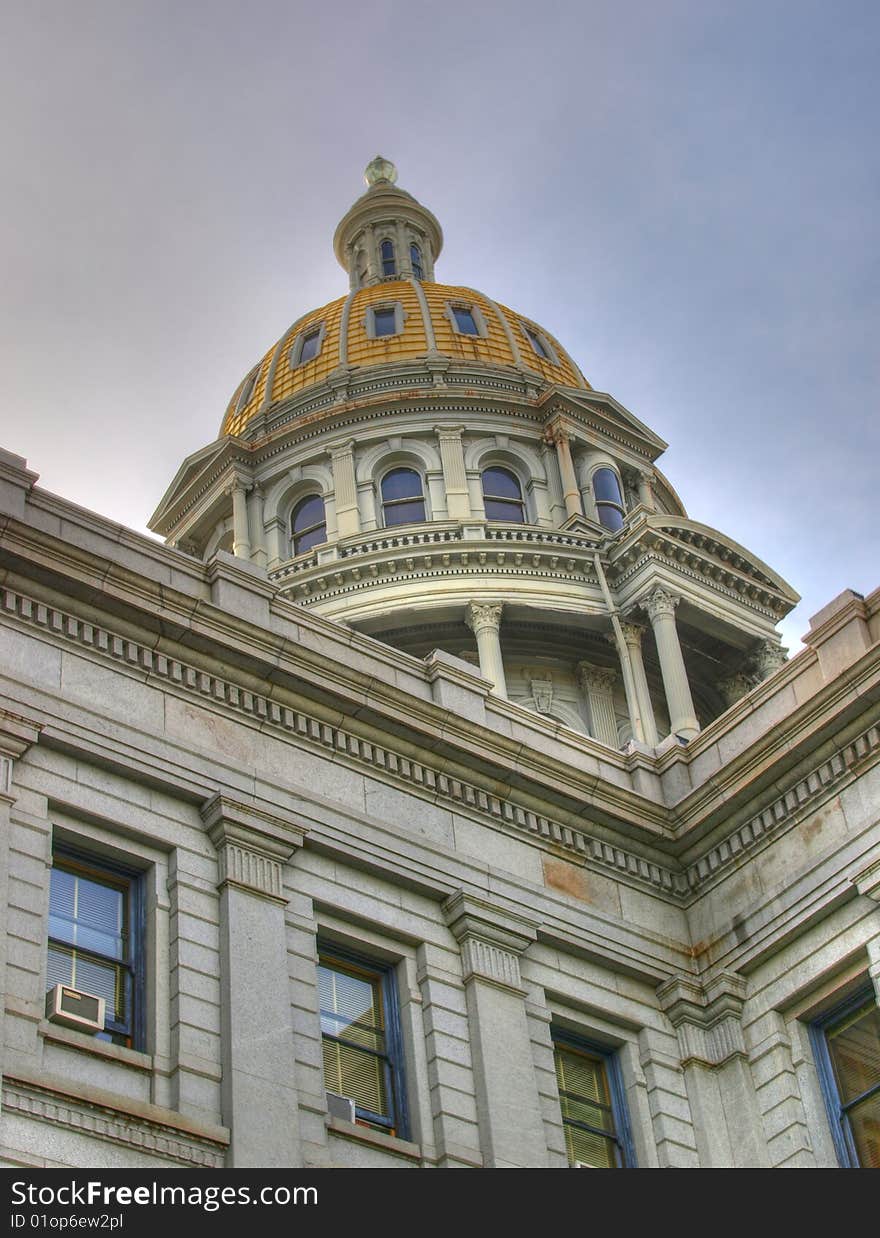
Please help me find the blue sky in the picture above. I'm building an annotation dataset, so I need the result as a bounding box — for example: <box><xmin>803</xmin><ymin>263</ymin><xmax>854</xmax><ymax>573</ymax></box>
<box><xmin>1</xmin><ymin>0</ymin><xmax>877</xmax><ymax>650</ymax></box>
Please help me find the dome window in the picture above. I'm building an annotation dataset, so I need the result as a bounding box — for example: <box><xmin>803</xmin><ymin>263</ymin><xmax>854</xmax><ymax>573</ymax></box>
<box><xmin>410</xmin><ymin>243</ymin><xmax>424</xmax><ymax>280</ymax></box>
<box><xmin>452</xmin><ymin>306</ymin><xmax>479</xmax><ymax>336</ymax></box>
<box><xmin>291</xmin><ymin>494</ymin><xmax>327</xmax><ymax>556</ymax></box>
<box><xmin>290</xmin><ymin>322</ymin><xmax>326</xmax><ymax>368</ymax></box>
<box><xmin>521</xmin><ymin>323</ymin><xmax>559</xmax><ymax>365</ymax></box>
<box><xmin>355</xmin><ymin>249</ymin><xmax>367</xmax><ymax>288</ymax></box>
<box><xmin>381</xmin><ymin>468</ymin><xmax>426</xmax><ymax>527</ymax></box>
<box><xmin>593</xmin><ymin>468</ymin><xmax>625</xmax><ymax>532</ymax></box>
<box><xmin>380</xmin><ymin>239</ymin><xmax>397</xmax><ymax>278</ymax></box>
<box><xmin>365</xmin><ymin>302</ymin><xmax>405</xmax><ymax>339</ymax></box>
<box><xmin>235</xmin><ymin>365</ymin><xmax>259</xmax><ymax>413</ymax></box>
<box><xmin>482</xmin><ymin>467</ymin><xmax>526</xmax><ymax>523</ymax></box>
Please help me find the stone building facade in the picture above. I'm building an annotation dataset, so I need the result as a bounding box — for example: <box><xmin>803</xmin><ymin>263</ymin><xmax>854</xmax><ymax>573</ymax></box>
<box><xmin>1</xmin><ymin>160</ymin><xmax>878</xmax><ymax>1169</ymax></box>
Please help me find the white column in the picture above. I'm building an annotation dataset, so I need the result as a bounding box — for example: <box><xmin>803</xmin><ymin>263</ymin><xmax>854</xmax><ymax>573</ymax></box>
<box><xmin>443</xmin><ymin>893</ymin><xmax>546</xmax><ymax>1167</ymax></box>
<box><xmin>329</xmin><ymin>438</ymin><xmax>361</xmax><ymax>539</ymax></box>
<box><xmin>576</xmin><ymin>663</ymin><xmax>619</xmax><ymax>747</ymax></box>
<box><xmin>465</xmin><ymin>602</ymin><xmax>507</xmax><ymax>698</ymax></box>
<box><xmin>637</xmin><ymin>470</ymin><xmax>655</xmax><ymax>511</ymax></box>
<box><xmin>545</xmin><ymin>421</ymin><xmax>581</xmax><ymax>520</ymax></box>
<box><xmin>246</xmin><ymin>484</ymin><xmax>266</xmax><ymax>567</ymax></box>
<box><xmin>202</xmin><ymin>794</ymin><xmax>308</xmax><ymax>1167</ymax></box>
<box><xmin>644</xmin><ymin>587</ymin><xmax>700</xmax><ymax>740</ymax></box>
<box><xmin>618</xmin><ymin>622</ymin><xmax>660</xmax><ymax>745</ymax></box>
<box><xmin>435</xmin><ymin>425</ymin><xmax>472</xmax><ymax>521</ymax></box>
<box><xmin>230</xmin><ymin>480</ymin><xmax>251</xmax><ymax>560</ymax></box>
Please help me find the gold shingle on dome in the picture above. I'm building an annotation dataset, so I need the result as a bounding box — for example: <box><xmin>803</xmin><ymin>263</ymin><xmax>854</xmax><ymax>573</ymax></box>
<box><xmin>220</xmin><ymin>162</ymin><xmax>590</xmax><ymax>438</ymax></box>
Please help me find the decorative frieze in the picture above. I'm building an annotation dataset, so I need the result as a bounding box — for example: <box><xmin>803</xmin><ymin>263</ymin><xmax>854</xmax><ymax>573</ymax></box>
<box><xmin>4</xmin><ymin>583</ymin><xmax>878</xmax><ymax>907</ymax></box>
<box><xmin>2</xmin><ymin>1076</ymin><xmax>228</xmax><ymax>1168</ymax></box>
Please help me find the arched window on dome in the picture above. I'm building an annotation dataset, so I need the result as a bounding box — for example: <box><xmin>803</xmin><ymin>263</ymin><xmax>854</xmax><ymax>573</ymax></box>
<box><xmin>380</xmin><ymin>239</ymin><xmax>396</xmax><ymax>278</ymax></box>
<box><xmin>291</xmin><ymin>494</ymin><xmax>327</xmax><ymax>556</ymax></box>
<box><xmin>481</xmin><ymin>467</ymin><xmax>526</xmax><ymax>523</ymax></box>
<box><xmin>592</xmin><ymin>468</ymin><xmax>625</xmax><ymax>532</ymax></box>
<box><xmin>355</xmin><ymin>249</ymin><xmax>367</xmax><ymax>288</ymax></box>
<box><xmin>235</xmin><ymin>365</ymin><xmax>259</xmax><ymax>413</ymax></box>
<box><xmin>381</xmin><ymin>468</ymin><xmax>426</xmax><ymax>527</ymax></box>
<box><xmin>410</xmin><ymin>243</ymin><xmax>423</xmax><ymax>280</ymax></box>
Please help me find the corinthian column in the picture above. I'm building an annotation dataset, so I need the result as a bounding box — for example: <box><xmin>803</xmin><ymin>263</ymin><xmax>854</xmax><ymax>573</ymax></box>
<box><xmin>465</xmin><ymin>602</ymin><xmax>507</xmax><ymax>698</ymax></box>
<box><xmin>618</xmin><ymin>622</ymin><xmax>659</xmax><ymax>745</ymax></box>
<box><xmin>544</xmin><ymin>421</ymin><xmax>582</xmax><ymax>520</ymax></box>
<box><xmin>644</xmin><ymin>588</ymin><xmax>699</xmax><ymax>740</ymax></box>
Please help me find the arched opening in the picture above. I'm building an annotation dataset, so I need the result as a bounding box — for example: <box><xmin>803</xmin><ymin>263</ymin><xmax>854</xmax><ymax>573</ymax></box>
<box><xmin>381</xmin><ymin>468</ymin><xmax>426</xmax><ymax>527</ymax></box>
<box><xmin>481</xmin><ymin>466</ymin><xmax>526</xmax><ymax>522</ymax></box>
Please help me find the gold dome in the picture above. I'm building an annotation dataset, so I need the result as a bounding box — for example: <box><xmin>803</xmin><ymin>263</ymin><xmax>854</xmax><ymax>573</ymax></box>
<box><xmin>221</xmin><ymin>280</ymin><xmax>590</xmax><ymax>438</ymax></box>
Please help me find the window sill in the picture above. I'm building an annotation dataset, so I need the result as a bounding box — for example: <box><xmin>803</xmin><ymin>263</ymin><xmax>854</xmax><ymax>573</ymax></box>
<box><xmin>326</xmin><ymin>1115</ymin><xmax>422</xmax><ymax>1161</ymax></box>
<box><xmin>39</xmin><ymin>1019</ymin><xmax>153</xmax><ymax>1072</ymax></box>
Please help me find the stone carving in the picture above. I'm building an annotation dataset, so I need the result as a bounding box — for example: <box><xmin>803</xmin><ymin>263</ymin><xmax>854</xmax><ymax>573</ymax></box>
<box><xmin>754</xmin><ymin>639</ymin><xmax>788</xmax><ymax>680</ymax></box>
<box><xmin>644</xmin><ymin>586</ymin><xmax>680</xmax><ymax>622</ymax></box>
<box><xmin>576</xmin><ymin>663</ymin><xmax>616</xmax><ymax>694</ymax></box>
<box><xmin>465</xmin><ymin>601</ymin><xmax>503</xmax><ymax>634</ymax></box>
<box><xmin>530</xmin><ymin>676</ymin><xmax>554</xmax><ymax>714</ymax></box>
<box><xmin>717</xmin><ymin>673</ymin><xmax>758</xmax><ymax>707</ymax></box>
<box><xmin>656</xmin><ymin>972</ymin><xmax>747</xmax><ymax>1068</ymax></box>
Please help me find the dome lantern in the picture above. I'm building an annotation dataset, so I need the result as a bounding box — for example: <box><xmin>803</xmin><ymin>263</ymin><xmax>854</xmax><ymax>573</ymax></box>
<box><xmin>333</xmin><ymin>159</ymin><xmax>443</xmax><ymax>290</ymax></box>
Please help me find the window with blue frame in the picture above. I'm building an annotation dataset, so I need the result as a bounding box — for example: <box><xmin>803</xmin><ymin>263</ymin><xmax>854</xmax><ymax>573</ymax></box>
<box><xmin>291</xmin><ymin>493</ymin><xmax>327</xmax><ymax>556</ymax></box>
<box><xmin>552</xmin><ymin>1030</ymin><xmax>635</xmax><ymax>1167</ymax></box>
<box><xmin>410</xmin><ymin>243</ymin><xmax>423</xmax><ymax>280</ymax></box>
<box><xmin>481</xmin><ymin>466</ymin><xmax>526</xmax><ymax>523</ymax></box>
<box><xmin>47</xmin><ymin>850</ymin><xmax>144</xmax><ymax>1050</ymax></box>
<box><xmin>592</xmin><ymin>467</ymin><xmax>626</xmax><ymax>532</ymax></box>
<box><xmin>451</xmin><ymin>305</ymin><xmax>479</xmax><ymax>336</ymax></box>
<box><xmin>317</xmin><ymin>947</ymin><xmax>407</xmax><ymax>1138</ymax></box>
<box><xmin>811</xmin><ymin>988</ymin><xmax>880</xmax><ymax>1167</ymax></box>
<box><xmin>380</xmin><ymin>239</ymin><xmax>396</xmax><ymax>278</ymax></box>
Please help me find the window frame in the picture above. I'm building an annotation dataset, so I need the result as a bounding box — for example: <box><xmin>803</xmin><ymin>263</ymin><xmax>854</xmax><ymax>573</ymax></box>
<box><xmin>317</xmin><ymin>942</ymin><xmax>408</xmax><ymax>1140</ymax></box>
<box><xmin>47</xmin><ymin>845</ymin><xmax>146</xmax><ymax>1051</ymax></box>
<box><xmin>409</xmin><ymin>242</ymin><xmax>424</xmax><ymax>280</ymax></box>
<box><xmin>364</xmin><ymin>301</ymin><xmax>406</xmax><ymax>340</ymax></box>
<box><xmin>379</xmin><ymin>465</ymin><xmax>427</xmax><ymax>528</ymax></box>
<box><xmin>445</xmin><ymin>300</ymin><xmax>488</xmax><ymax>339</ymax></box>
<box><xmin>289</xmin><ymin>321</ymin><xmax>326</xmax><ymax>369</ymax></box>
<box><xmin>591</xmin><ymin>465</ymin><xmax>626</xmax><ymax>533</ymax></box>
<box><xmin>290</xmin><ymin>492</ymin><xmax>327</xmax><ymax>557</ymax></box>
<box><xmin>235</xmin><ymin>364</ymin><xmax>260</xmax><ymax>413</ymax></box>
<box><xmin>810</xmin><ymin>985</ymin><xmax>880</xmax><ymax>1168</ymax></box>
<box><xmin>520</xmin><ymin>321</ymin><xmax>559</xmax><ymax>365</ymax></box>
<box><xmin>481</xmin><ymin>464</ymin><xmax>527</xmax><ymax>523</ymax></box>
<box><xmin>379</xmin><ymin>238</ymin><xmax>397</xmax><ymax>279</ymax></box>
<box><xmin>551</xmin><ymin>1028</ymin><xmax>636</xmax><ymax>1168</ymax></box>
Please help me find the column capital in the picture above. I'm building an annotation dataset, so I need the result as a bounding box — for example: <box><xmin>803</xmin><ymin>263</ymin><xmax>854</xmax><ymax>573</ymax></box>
<box><xmin>541</xmin><ymin>413</ymin><xmax>576</xmax><ymax>447</ymax></box>
<box><xmin>0</xmin><ymin>707</ymin><xmax>42</xmax><ymax>802</ymax></box>
<box><xmin>617</xmin><ymin>619</ymin><xmax>646</xmax><ymax>647</ymax></box>
<box><xmin>433</xmin><ymin>424</ymin><xmax>466</xmax><ymax>440</ymax></box>
<box><xmin>201</xmin><ymin>794</ymin><xmax>308</xmax><ymax>903</ymax></box>
<box><xmin>657</xmin><ymin>971</ymin><xmax>748</xmax><ymax>1068</ymax></box>
<box><xmin>717</xmin><ymin>672</ymin><xmax>758</xmax><ymax>707</ymax></box>
<box><xmin>576</xmin><ymin>662</ymin><xmax>617</xmax><ymax>693</ymax></box>
<box><xmin>443</xmin><ymin>891</ymin><xmax>540</xmax><ymax>993</ymax></box>
<box><xmin>753</xmin><ymin>638</ymin><xmax>788</xmax><ymax>680</ymax></box>
<box><xmin>327</xmin><ymin>436</ymin><xmax>356</xmax><ymax>460</ymax></box>
<box><xmin>643</xmin><ymin>586</ymin><xmax>680</xmax><ymax>621</ymax></box>
<box><xmin>465</xmin><ymin>600</ymin><xmax>503</xmax><ymax>635</ymax></box>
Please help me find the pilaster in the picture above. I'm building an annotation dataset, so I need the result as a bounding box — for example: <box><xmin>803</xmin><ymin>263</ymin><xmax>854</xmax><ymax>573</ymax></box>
<box><xmin>576</xmin><ymin>662</ymin><xmax>619</xmax><ymax>747</ymax></box>
<box><xmin>201</xmin><ymin>794</ymin><xmax>309</xmax><ymax>1167</ymax></box>
<box><xmin>328</xmin><ymin>438</ymin><xmax>361</xmax><ymax>539</ymax></box>
<box><xmin>443</xmin><ymin>892</ymin><xmax>546</xmax><ymax>1167</ymax></box>
<box><xmin>434</xmin><ymin>425</ymin><xmax>472</xmax><ymax>520</ymax></box>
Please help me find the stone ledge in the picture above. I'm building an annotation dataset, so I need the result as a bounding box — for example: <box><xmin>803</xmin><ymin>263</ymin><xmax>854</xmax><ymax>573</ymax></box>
<box><xmin>38</xmin><ymin>1020</ymin><xmax>154</xmax><ymax>1072</ymax></box>
<box><xmin>326</xmin><ymin>1115</ymin><xmax>422</xmax><ymax>1162</ymax></box>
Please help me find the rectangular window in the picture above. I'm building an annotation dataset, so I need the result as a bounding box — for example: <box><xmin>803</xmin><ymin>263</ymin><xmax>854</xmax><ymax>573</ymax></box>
<box><xmin>47</xmin><ymin>850</ymin><xmax>144</xmax><ymax>1049</ymax></box>
<box><xmin>300</xmin><ymin>328</ymin><xmax>321</xmax><ymax>363</ymax></box>
<box><xmin>553</xmin><ymin>1031</ymin><xmax>634</xmax><ymax>1167</ymax></box>
<box><xmin>811</xmin><ymin>989</ymin><xmax>880</xmax><ymax>1167</ymax></box>
<box><xmin>524</xmin><ymin>323</ymin><xmax>550</xmax><ymax>359</ymax></box>
<box><xmin>317</xmin><ymin>946</ymin><xmax>407</xmax><ymax>1138</ymax></box>
<box><xmin>372</xmin><ymin>307</ymin><xmax>397</xmax><ymax>337</ymax></box>
<box><xmin>452</xmin><ymin>306</ymin><xmax>479</xmax><ymax>335</ymax></box>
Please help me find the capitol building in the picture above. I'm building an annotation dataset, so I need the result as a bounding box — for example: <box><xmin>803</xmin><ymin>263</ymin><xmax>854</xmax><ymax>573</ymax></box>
<box><xmin>0</xmin><ymin>159</ymin><xmax>877</xmax><ymax>1168</ymax></box>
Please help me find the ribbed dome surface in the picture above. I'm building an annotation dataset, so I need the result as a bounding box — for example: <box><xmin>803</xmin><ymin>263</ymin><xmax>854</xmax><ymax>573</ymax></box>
<box><xmin>221</xmin><ymin>280</ymin><xmax>589</xmax><ymax>437</ymax></box>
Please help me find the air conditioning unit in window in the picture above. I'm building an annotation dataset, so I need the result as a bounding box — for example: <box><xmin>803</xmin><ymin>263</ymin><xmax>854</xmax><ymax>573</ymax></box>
<box><xmin>572</xmin><ymin>1161</ymin><xmax>595</xmax><ymax>1168</ymax></box>
<box><xmin>45</xmin><ymin>984</ymin><xmax>105</xmax><ymax>1033</ymax></box>
<box><xmin>325</xmin><ymin>1091</ymin><xmax>356</xmax><ymax>1124</ymax></box>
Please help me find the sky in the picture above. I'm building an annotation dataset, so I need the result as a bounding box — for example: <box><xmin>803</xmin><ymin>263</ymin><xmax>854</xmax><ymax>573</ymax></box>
<box><xmin>1</xmin><ymin>0</ymin><xmax>877</xmax><ymax>653</ymax></box>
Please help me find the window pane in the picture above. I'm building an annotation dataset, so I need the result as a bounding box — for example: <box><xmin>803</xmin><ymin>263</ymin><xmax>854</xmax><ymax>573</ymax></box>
<box><xmin>322</xmin><ymin>1038</ymin><xmax>388</xmax><ymax>1118</ymax></box>
<box><xmin>410</xmin><ymin>244</ymin><xmax>423</xmax><ymax>278</ymax></box>
<box><xmin>593</xmin><ymin>468</ymin><xmax>623</xmax><ymax>505</ymax></box>
<box><xmin>848</xmin><ymin>1091</ymin><xmax>880</xmax><ymax>1168</ymax></box>
<box><xmin>554</xmin><ymin>1042</ymin><xmax>622</xmax><ymax>1168</ymax></box>
<box><xmin>597</xmin><ymin>504</ymin><xmax>625</xmax><ymax>532</ymax></box>
<box><xmin>318</xmin><ymin>959</ymin><xmax>392</xmax><ymax>1124</ymax></box>
<box><xmin>319</xmin><ymin>965</ymin><xmax>386</xmax><ymax>1055</ymax></box>
<box><xmin>300</xmin><ymin>330</ymin><xmax>321</xmax><ymax>362</ymax></box>
<box><xmin>828</xmin><ymin>1004</ymin><xmax>880</xmax><ymax>1105</ymax></box>
<box><xmin>294</xmin><ymin>523</ymin><xmax>326</xmax><ymax>555</ymax></box>
<box><xmin>381</xmin><ymin>468</ymin><xmax>423</xmax><ymax>501</ymax></box>
<box><xmin>49</xmin><ymin>867</ymin><xmax>125</xmax><ymax>959</ymax></box>
<box><xmin>484</xmin><ymin>498</ymin><xmax>525</xmax><ymax>523</ymax></box>
<box><xmin>566</xmin><ymin>1124</ymin><xmax>618</xmax><ymax>1169</ymax></box>
<box><xmin>384</xmin><ymin>499</ymin><xmax>426</xmax><ymax>526</ymax></box>
<box><xmin>373</xmin><ymin>308</ymin><xmax>397</xmax><ymax>337</ymax></box>
<box><xmin>381</xmin><ymin>240</ymin><xmax>396</xmax><ymax>277</ymax></box>
<box><xmin>482</xmin><ymin>467</ymin><xmax>522</xmax><ymax>501</ymax></box>
<box><xmin>525</xmin><ymin>325</ymin><xmax>549</xmax><ymax>358</ymax></box>
<box><xmin>453</xmin><ymin>307</ymin><xmax>478</xmax><ymax>335</ymax></box>
<box><xmin>292</xmin><ymin>494</ymin><xmax>325</xmax><ymax>533</ymax></box>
